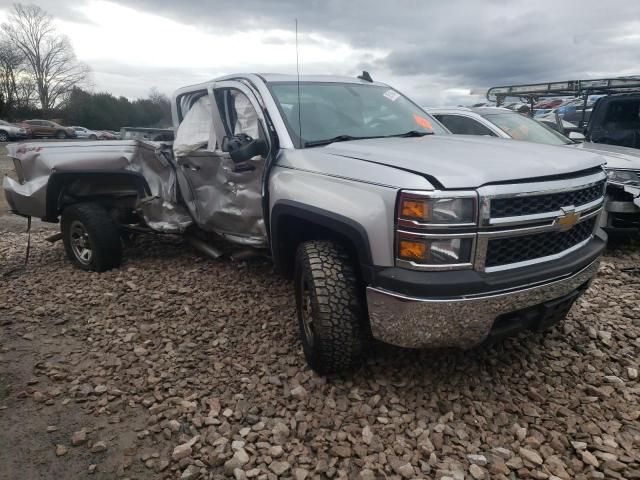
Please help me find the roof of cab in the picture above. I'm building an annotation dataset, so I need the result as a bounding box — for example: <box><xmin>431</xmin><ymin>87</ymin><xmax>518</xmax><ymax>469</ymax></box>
<box><xmin>257</xmin><ymin>73</ymin><xmax>388</xmax><ymax>86</ymax></box>
<box><xmin>173</xmin><ymin>73</ymin><xmax>389</xmax><ymax>97</ymax></box>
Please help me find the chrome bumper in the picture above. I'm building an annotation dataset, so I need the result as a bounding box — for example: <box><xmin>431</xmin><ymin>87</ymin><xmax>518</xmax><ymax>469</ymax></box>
<box><xmin>366</xmin><ymin>259</ymin><xmax>600</xmax><ymax>349</ymax></box>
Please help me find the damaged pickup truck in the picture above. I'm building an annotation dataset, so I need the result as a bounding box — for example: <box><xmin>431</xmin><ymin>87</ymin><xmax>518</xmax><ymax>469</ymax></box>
<box><xmin>4</xmin><ymin>74</ymin><xmax>609</xmax><ymax>373</ymax></box>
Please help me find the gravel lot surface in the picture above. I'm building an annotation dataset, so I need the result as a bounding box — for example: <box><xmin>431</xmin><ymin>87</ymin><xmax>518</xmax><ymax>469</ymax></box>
<box><xmin>1</xmin><ymin>143</ymin><xmax>639</xmax><ymax>480</ymax></box>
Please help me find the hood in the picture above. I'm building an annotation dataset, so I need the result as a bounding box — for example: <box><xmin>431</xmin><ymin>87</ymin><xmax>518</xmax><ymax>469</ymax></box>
<box><xmin>320</xmin><ymin>135</ymin><xmax>605</xmax><ymax>189</ymax></box>
<box><xmin>570</xmin><ymin>142</ymin><xmax>640</xmax><ymax>170</ymax></box>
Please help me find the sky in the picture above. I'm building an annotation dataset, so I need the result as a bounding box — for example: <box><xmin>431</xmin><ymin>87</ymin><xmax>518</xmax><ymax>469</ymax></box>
<box><xmin>0</xmin><ymin>0</ymin><xmax>639</xmax><ymax>105</ymax></box>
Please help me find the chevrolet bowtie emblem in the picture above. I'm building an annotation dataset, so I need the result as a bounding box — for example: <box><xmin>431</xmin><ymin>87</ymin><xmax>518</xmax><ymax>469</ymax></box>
<box><xmin>556</xmin><ymin>207</ymin><xmax>580</xmax><ymax>231</ymax></box>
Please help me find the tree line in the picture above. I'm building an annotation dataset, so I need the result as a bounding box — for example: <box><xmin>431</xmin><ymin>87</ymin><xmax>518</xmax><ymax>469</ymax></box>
<box><xmin>0</xmin><ymin>3</ymin><xmax>171</xmax><ymax>129</ymax></box>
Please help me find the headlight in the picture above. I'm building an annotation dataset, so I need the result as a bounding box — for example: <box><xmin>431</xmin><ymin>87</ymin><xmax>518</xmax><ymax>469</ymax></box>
<box><xmin>398</xmin><ymin>235</ymin><xmax>474</xmax><ymax>266</ymax></box>
<box><xmin>395</xmin><ymin>190</ymin><xmax>478</xmax><ymax>270</ymax></box>
<box><xmin>606</xmin><ymin>169</ymin><xmax>640</xmax><ymax>187</ymax></box>
<box><xmin>398</xmin><ymin>191</ymin><xmax>476</xmax><ymax>226</ymax></box>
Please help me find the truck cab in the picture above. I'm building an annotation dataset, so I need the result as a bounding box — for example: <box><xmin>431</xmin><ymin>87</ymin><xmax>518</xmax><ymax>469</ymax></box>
<box><xmin>4</xmin><ymin>73</ymin><xmax>608</xmax><ymax>373</ymax></box>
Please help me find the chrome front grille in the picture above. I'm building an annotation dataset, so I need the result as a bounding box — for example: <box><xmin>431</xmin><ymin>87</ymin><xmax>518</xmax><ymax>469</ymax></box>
<box><xmin>490</xmin><ymin>180</ymin><xmax>605</xmax><ymax>218</ymax></box>
<box><xmin>475</xmin><ymin>170</ymin><xmax>606</xmax><ymax>272</ymax></box>
<box><xmin>485</xmin><ymin>217</ymin><xmax>597</xmax><ymax>268</ymax></box>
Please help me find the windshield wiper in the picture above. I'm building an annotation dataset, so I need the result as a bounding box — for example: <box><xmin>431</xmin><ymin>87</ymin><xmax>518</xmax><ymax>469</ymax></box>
<box><xmin>303</xmin><ymin>130</ymin><xmax>432</xmax><ymax>148</ymax></box>
<box><xmin>304</xmin><ymin>135</ymin><xmax>380</xmax><ymax>148</ymax></box>
<box><xmin>387</xmin><ymin>130</ymin><xmax>433</xmax><ymax>138</ymax></box>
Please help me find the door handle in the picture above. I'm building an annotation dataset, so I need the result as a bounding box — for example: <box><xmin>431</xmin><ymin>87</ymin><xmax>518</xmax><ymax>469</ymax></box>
<box><xmin>181</xmin><ymin>163</ymin><xmax>200</xmax><ymax>171</ymax></box>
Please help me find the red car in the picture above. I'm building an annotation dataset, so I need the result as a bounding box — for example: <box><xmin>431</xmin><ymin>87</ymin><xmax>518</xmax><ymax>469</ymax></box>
<box><xmin>97</xmin><ymin>131</ymin><xmax>116</xmax><ymax>140</ymax></box>
<box><xmin>533</xmin><ymin>99</ymin><xmax>564</xmax><ymax>110</ymax></box>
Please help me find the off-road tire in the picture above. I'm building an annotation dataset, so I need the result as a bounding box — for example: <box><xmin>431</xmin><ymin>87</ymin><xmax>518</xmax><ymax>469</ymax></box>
<box><xmin>61</xmin><ymin>203</ymin><xmax>122</xmax><ymax>272</ymax></box>
<box><xmin>55</xmin><ymin>130</ymin><xmax>66</xmax><ymax>139</ymax></box>
<box><xmin>294</xmin><ymin>240</ymin><xmax>366</xmax><ymax>374</ymax></box>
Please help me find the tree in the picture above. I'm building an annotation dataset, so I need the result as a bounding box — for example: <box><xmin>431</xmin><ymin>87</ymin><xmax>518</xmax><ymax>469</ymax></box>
<box><xmin>0</xmin><ymin>38</ymin><xmax>24</xmax><ymax>116</ymax></box>
<box><xmin>1</xmin><ymin>4</ymin><xmax>89</xmax><ymax>114</ymax></box>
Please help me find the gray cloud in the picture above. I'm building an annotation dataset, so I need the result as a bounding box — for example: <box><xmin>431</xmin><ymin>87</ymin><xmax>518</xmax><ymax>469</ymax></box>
<box><xmin>106</xmin><ymin>0</ymin><xmax>640</xmax><ymax>97</ymax></box>
<box><xmin>3</xmin><ymin>0</ymin><xmax>640</xmax><ymax>104</ymax></box>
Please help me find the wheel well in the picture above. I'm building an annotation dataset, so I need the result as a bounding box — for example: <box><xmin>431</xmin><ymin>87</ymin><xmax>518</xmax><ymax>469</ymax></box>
<box><xmin>45</xmin><ymin>172</ymin><xmax>151</xmax><ymax>221</ymax></box>
<box><xmin>271</xmin><ymin>202</ymin><xmax>373</xmax><ymax>280</ymax></box>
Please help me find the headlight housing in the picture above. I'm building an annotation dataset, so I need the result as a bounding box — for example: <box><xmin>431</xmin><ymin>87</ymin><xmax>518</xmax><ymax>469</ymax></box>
<box><xmin>606</xmin><ymin>169</ymin><xmax>640</xmax><ymax>187</ymax></box>
<box><xmin>398</xmin><ymin>191</ymin><xmax>477</xmax><ymax>227</ymax></box>
<box><xmin>397</xmin><ymin>235</ymin><xmax>475</xmax><ymax>266</ymax></box>
<box><xmin>396</xmin><ymin>190</ymin><xmax>478</xmax><ymax>271</ymax></box>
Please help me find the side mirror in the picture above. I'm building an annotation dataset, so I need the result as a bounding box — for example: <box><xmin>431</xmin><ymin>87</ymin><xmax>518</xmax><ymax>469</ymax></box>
<box><xmin>568</xmin><ymin>131</ymin><xmax>586</xmax><ymax>142</ymax></box>
<box><xmin>222</xmin><ymin>133</ymin><xmax>268</xmax><ymax>163</ymax></box>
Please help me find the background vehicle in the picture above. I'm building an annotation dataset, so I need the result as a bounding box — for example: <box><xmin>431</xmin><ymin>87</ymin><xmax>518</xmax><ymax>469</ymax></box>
<box><xmin>21</xmin><ymin>119</ymin><xmax>76</xmax><ymax>139</ymax></box>
<box><xmin>586</xmin><ymin>93</ymin><xmax>640</xmax><ymax>149</ymax></box>
<box><xmin>120</xmin><ymin>127</ymin><xmax>173</xmax><ymax>141</ymax></box>
<box><xmin>487</xmin><ymin>77</ymin><xmax>640</xmax><ymax>149</ymax></box>
<box><xmin>4</xmin><ymin>73</ymin><xmax>607</xmax><ymax>374</ymax></box>
<box><xmin>429</xmin><ymin>106</ymin><xmax>640</xmax><ymax>234</ymax></box>
<box><xmin>0</xmin><ymin>120</ymin><xmax>30</xmax><ymax>141</ymax></box>
<box><xmin>97</xmin><ymin>130</ymin><xmax>117</xmax><ymax>140</ymax></box>
<box><xmin>72</xmin><ymin>126</ymin><xmax>99</xmax><ymax>140</ymax></box>
<box><xmin>106</xmin><ymin>130</ymin><xmax>122</xmax><ymax>140</ymax></box>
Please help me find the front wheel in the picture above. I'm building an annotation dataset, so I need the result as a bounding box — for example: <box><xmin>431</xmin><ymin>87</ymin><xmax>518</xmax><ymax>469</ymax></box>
<box><xmin>61</xmin><ymin>203</ymin><xmax>122</xmax><ymax>272</ymax></box>
<box><xmin>55</xmin><ymin>130</ymin><xmax>66</xmax><ymax>139</ymax></box>
<box><xmin>294</xmin><ymin>240</ymin><xmax>366</xmax><ymax>374</ymax></box>
<box><xmin>89</xmin><ymin>134</ymin><xmax>97</xmax><ymax>140</ymax></box>
<box><xmin>0</xmin><ymin>131</ymin><xmax>8</xmax><ymax>142</ymax></box>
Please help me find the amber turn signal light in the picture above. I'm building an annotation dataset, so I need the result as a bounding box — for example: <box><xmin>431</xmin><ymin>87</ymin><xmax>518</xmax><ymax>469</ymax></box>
<box><xmin>400</xmin><ymin>199</ymin><xmax>431</xmax><ymax>221</ymax></box>
<box><xmin>398</xmin><ymin>239</ymin><xmax>429</xmax><ymax>261</ymax></box>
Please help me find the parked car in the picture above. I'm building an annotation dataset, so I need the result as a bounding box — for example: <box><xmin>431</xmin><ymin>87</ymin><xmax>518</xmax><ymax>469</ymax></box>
<box><xmin>120</xmin><ymin>127</ymin><xmax>174</xmax><ymax>142</ymax></box>
<box><xmin>4</xmin><ymin>73</ymin><xmax>608</xmax><ymax>373</ymax></box>
<box><xmin>585</xmin><ymin>93</ymin><xmax>640</xmax><ymax>149</ymax></box>
<box><xmin>21</xmin><ymin>119</ymin><xmax>76</xmax><ymax>139</ymax></box>
<box><xmin>72</xmin><ymin>126</ymin><xmax>99</xmax><ymax>140</ymax></box>
<box><xmin>428</xmin><ymin>107</ymin><xmax>640</xmax><ymax>234</ymax></box>
<box><xmin>105</xmin><ymin>130</ymin><xmax>121</xmax><ymax>139</ymax></box>
<box><xmin>0</xmin><ymin>120</ymin><xmax>30</xmax><ymax>142</ymax></box>
<box><xmin>97</xmin><ymin>131</ymin><xmax>117</xmax><ymax>140</ymax></box>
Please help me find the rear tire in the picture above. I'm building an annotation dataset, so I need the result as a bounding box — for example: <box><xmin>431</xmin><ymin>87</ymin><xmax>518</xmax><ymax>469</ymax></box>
<box><xmin>294</xmin><ymin>240</ymin><xmax>366</xmax><ymax>374</ymax></box>
<box><xmin>61</xmin><ymin>203</ymin><xmax>122</xmax><ymax>272</ymax></box>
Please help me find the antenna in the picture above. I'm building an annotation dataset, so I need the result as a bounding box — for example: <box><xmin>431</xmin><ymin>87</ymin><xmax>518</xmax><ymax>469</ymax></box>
<box><xmin>295</xmin><ymin>18</ymin><xmax>302</xmax><ymax>147</ymax></box>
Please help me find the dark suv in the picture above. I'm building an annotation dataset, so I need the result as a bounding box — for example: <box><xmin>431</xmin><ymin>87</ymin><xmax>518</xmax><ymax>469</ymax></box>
<box><xmin>585</xmin><ymin>94</ymin><xmax>640</xmax><ymax>149</ymax></box>
<box><xmin>21</xmin><ymin>119</ymin><xmax>76</xmax><ymax>139</ymax></box>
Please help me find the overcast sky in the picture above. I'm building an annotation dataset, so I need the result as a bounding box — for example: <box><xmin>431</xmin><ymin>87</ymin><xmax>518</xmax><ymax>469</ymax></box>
<box><xmin>1</xmin><ymin>0</ymin><xmax>639</xmax><ymax>105</ymax></box>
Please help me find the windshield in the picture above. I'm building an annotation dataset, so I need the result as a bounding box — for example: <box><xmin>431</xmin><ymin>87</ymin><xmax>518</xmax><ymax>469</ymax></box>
<box><xmin>483</xmin><ymin>112</ymin><xmax>571</xmax><ymax>146</ymax></box>
<box><xmin>270</xmin><ymin>82</ymin><xmax>447</xmax><ymax>147</ymax></box>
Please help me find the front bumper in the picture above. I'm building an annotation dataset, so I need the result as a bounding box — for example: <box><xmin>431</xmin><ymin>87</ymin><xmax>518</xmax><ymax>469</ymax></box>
<box><xmin>366</xmin><ymin>254</ymin><xmax>601</xmax><ymax>350</ymax></box>
<box><xmin>602</xmin><ymin>186</ymin><xmax>640</xmax><ymax>233</ymax></box>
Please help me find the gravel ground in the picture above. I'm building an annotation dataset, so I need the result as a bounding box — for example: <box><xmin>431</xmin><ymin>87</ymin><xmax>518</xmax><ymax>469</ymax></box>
<box><xmin>1</xmin><ymin>224</ymin><xmax>639</xmax><ymax>480</ymax></box>
<box><xmin>1</xmin><ymin>142</ymin><xmax>639</xmax><ymax>479</ymax></box>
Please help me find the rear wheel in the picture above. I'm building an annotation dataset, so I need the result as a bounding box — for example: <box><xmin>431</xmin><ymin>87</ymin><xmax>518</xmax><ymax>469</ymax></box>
<box><xmin>61</xmin><ymin>203</ymin><xmax>122</xmax><ymax>272</ymax></box>
<box><xmin>0</xmin><ymin>131</ymin><xmax>8</xmax><ymax>142</ymax></box>
<box><xmin>294</xmin><ymin>240</ymin><xmax>366</xmax><ymax>374</ymax></box>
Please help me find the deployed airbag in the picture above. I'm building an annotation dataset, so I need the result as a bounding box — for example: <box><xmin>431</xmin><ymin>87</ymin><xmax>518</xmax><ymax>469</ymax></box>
<box><xmin>174</xmin><ymin>95</ymin><xmax>216</xmax><ymax>156</ymax></box>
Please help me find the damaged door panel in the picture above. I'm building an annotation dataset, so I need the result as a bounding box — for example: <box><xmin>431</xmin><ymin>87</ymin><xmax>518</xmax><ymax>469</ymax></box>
<box><xmin>174</xmin><ymin>81</ymin><xmax>269</xmax><ymax>246</ymax></box>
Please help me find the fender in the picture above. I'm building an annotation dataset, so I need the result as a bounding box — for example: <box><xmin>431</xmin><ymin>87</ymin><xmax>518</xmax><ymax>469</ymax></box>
<box><xmin>44</xmin><ymin>171</ymin><xmax>151</xmax><ymax>221</ymax></box>
<box><xmin>270</xmin><ymin>200</ymin><xmax>373</xmax><ymax>274</ymax></box>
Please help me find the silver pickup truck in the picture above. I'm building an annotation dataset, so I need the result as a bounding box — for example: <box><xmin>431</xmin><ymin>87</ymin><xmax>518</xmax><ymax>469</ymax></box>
<box><xmin>3</xmin><ymin>73</ymin><xmax>608</xmax><ymax>373</ymax></box>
